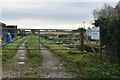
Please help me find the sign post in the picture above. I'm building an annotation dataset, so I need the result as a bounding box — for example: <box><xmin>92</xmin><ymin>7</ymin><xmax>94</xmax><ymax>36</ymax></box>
<box><xmin>91</xmin><ymin>27</ymin><xmax>102</xmax><ymax>57</ymax></box>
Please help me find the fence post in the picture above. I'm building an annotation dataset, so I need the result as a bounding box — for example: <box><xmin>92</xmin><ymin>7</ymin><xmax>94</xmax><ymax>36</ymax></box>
<box><xmin>80</xmin><ymin>28</ymin><xmax>84</xmax><ymax>51</ymax></box>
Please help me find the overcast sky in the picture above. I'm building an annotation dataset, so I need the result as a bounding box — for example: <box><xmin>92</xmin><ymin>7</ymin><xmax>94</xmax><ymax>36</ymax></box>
<box><xmin>0</xmin><ymin>0</ymin><xmax>119</xmax><ymax>29</ymax></box>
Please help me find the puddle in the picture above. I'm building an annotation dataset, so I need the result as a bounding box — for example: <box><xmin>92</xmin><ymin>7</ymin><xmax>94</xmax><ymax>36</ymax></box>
<box><xmin>19</xmin><ymin>57</ymin><xmax>26</xmax><ymax>60</ymax></box>
<box><xmin>18</xmin><ymin>62</ymin><xmax>25</xmax><ymax>64</ymax></box>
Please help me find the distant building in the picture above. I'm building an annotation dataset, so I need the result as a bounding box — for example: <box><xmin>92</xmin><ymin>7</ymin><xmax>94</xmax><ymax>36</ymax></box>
<box><xmin>0</xmin><ymin>22</ymin><xmax>7</xmax><ymax>42</ymax></box>
<box><xmin>6</xmin><ymin>25</ymin><xmax>18</xmax><ymax>39</ymax></box>
<box><xmin>0</xmin><ymin>22</ymin><xmax>18</xmax><ymax>42</ymax></box>
<box><xmin>18</xmin><ymin>29</ymin><xmax>26</xmax><ymax>37</ymax></box>
<box><xmin>0</xmin><ymin>22</ymin><xmax>4</xmax><ymax>45</ymax></box>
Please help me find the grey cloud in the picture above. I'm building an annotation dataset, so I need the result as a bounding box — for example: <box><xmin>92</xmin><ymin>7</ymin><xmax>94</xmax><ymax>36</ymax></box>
<box><xmin>2</xmin><ymin>2</ymin><xmax>116</xmax><ymax>24</ymax></box>
<box><xmin>2</xmin><ymin>2</ymin><xmax>93</xmax><ymax>21</ymax></box>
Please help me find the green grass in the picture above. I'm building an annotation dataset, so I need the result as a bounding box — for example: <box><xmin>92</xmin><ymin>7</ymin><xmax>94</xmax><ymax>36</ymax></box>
<box><xmin>26</xmin><ymin>35</ymin><xmax>39</xmax><ymax>49</ymax></box>
<box><xmin>53</xmin><ymin>50</ymin><xmax>120</xmax><ymax>78</ymax></box>
<box><xmin>2</xmin><ymin>36</ymin><xmax>23</xmax><ymax>47</ymax></box>
<box><xmin>3</xmin><ymin>37</ymin><xmax>25</xmax><ymax>48</ymax></box>
<box><xmin>2</xmin><ymin>37</ymin><xmax>26</xmax><ymax>65</ymax></box>
<box><xmin>40</xmin><ymin>37</ymin><xmax>67</xmax><ymax>49</ymax></box>
<box><xmin>26</xmin><ymin>35</ymin><xmax>41</xmax><ymax>68</ymax></box>
<box><xmin>40</xmin><ymin>36</ymin><xmax>120</xmax><ymax>78</ymax></box>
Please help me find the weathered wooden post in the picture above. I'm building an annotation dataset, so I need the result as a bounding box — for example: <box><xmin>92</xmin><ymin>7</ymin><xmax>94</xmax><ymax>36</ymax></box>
<box><xmin>80</xmin><ymin>28</ymin><xmax>84</xmax><ymax>51</ymax></box>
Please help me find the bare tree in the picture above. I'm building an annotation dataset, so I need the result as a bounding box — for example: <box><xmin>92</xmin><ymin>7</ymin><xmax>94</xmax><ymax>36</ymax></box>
<box><xmin>93</xmin><ymin>4</ymin><xmax>114</xmax><ymax>19</ymax></box>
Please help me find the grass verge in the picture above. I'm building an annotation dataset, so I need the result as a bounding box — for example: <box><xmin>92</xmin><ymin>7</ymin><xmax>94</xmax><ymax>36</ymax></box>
<box><xmin>40</xmin><ymin>37</ymin><xmax>120</xmax><ymax>78</ymax></box>
<box><xmin>2</xmin><ymin>37</ymin><xmax>26</xmax><ymax>65</ymax></box>
<box><xmin>26</xmin><ymin>35</ymin><xmax>41</xmax><ymax>68</ymax></box>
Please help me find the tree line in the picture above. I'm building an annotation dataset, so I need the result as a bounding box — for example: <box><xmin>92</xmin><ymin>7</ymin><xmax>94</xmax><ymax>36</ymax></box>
<box><xmin>93</xmin><ymin>1</ymin><xmax>120</xmax><ymax>63</ymax></box>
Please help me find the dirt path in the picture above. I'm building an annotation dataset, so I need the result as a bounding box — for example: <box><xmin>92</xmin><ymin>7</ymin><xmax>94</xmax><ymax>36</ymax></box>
<box><xmin>32</xmin><ymin>46</ymin><xmax>74</xmax><ymax>78</ymax></box>
<box><xmin>2</xmin><ymin>41</ymin><xmax>74</xmax><ymax>78</ymax></box>
<box><xmin>2</xmin><ymin>39</ymin><xmax>28</xmax><ymax>78</ymax></box>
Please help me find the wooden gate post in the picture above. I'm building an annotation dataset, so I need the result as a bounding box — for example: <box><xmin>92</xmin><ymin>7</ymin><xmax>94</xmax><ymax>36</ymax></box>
<box><xmin>80</xmin><ymin>28</ymin><xmax>84</xmax><ymax>51</ymax></box>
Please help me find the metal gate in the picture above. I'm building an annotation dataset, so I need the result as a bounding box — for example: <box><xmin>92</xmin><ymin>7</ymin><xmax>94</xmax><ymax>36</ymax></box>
<box><xmin>1</xmin><ymin>29</ymin><xmax>81</xmax><ymax>51</ymax></box>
